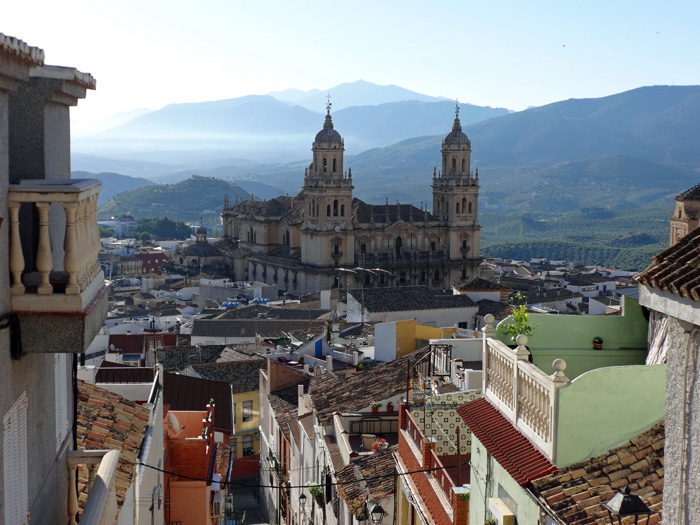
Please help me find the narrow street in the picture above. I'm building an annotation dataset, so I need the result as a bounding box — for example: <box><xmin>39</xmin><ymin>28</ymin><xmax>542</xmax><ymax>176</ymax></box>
<box><xmin>227</xmin><ymin>475</ymin><xmax>269</xmax><ymax>525</ymax></box>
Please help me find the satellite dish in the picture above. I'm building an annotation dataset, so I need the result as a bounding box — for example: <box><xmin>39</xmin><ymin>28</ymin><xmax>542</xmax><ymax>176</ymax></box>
<box><xmin>110</xmin><ymin>344</ymin><xmax>115</xmax><ymax>351</ymax></box>
<box><xmin>168</xmin><ymin>412</ymin><xmax>183</xmax><ymax>435</ymax></box>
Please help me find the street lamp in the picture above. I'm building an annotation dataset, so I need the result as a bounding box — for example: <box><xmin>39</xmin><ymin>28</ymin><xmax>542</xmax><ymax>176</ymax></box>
<box><xmin>370</xmin><ymin>503</ymin><xmax>385</xmax><ymax>524</ymax></box>
<box><xmin>299</xmin><ymin>492</ymin><xmax>307</xmax><ymax>522</ymax></box>
<box><xmin>603</xmin><ymin>486</ymin><xmax>652</xmax><ymax>524</ymax></box>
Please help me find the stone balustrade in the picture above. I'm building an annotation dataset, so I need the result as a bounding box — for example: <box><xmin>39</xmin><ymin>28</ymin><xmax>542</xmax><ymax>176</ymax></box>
<box><xmin>481</xmin><ymin>314</ymin><xmax>569</xmax><ymax>460</ymax></box>
<box><xmin>67</xmin><ymin>449</ymin><xmax>120</xmax><ymax>525</ymax></box>
<box><xmin>8</xmin><ymin>179</ymin><xmax>108</xmax><ymax>355</ymax></box>
<box><xmin>9</xmin><ymin>178</ymin><xmax>102</xmax><ymax>310</ymax></box>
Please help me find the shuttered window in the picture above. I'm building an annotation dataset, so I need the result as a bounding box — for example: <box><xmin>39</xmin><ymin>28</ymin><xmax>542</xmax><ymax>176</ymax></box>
<box><xmin>55</xmin><ymin>354</ymin><xmax>69</xmax><ymax>451</ymax></box>
<box><xmin>3</xmin><ymin>391</ymin><xmax>28</xmax><ymax>525</ymax></box>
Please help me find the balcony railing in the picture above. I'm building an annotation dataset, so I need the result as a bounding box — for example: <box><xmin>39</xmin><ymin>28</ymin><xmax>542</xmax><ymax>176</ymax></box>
<box><xmin>9</xmin><ymin>179</ymin><xmax>103</xmax><ymax>309</ymax></box>
<box><xmin>67</xmin><ymin>449</ymin><xmax>121</xmax><ymax>525</ymax></box>
<box><xmin>429</xmin><ymin>449</ymin><xmax>455</xmax><ymax>500</ymax></box>
<box><xmin>482</xmin><ymin>315</ymin><xmax>569</xmax><ymax>460</ymax></box>
<box><xmin>405</xmin><ymin>411</ymin><xmax>424</xmax><ymax>452</ymax></box>
<box><xmin>8</xmin><ymin>179</ymin><xmax>109</xmax><ymax>354</ymax></box>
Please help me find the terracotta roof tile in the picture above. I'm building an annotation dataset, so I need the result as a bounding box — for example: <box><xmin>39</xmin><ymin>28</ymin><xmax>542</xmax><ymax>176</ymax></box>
<box><xmin>77</xmin><ymin>380</ymin><xmax>151</xmax><ymax>516</ymax></box>
<box><xmin>311</xmin><ymin>347</ymin><xmax>430</xmax><ymax>423</ymax></box>
<box><xmin>456</xmin><ymin>398</ymin><xmax>556</xmax><ymax>487</ymax></box>
<box><xmin>531</xmin><ymin>421</ymin><xmax>664</xmax><ymax>525</ymax></box>
<box><xmin>336</xmin><ymin>449</ymin><xmax>397</xmax><ymax>517</ymax></box>
<box><xmin>636</xmin><ymin>226</ymin><xmax>700</xmax><ymax>301</ymax></box>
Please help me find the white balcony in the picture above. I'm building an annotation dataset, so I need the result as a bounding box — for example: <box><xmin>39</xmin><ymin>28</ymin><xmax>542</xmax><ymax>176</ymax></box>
<box><xmin>482</xmin><ymin>315</ymin><xmax>569</xmax><ymax>461</ymax></box>
<box><xmin>8</xmin><ymin>179</ymin><xmax>109</xmax><ymax>354</ymax></box>
<box><xmin>67</xmin><ymin>450</ymin><xmax>120</xmax><ymax>525</ymax></box>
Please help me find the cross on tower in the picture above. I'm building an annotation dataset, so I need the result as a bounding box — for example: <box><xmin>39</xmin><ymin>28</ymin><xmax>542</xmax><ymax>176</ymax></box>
<box><xmin>326</xmin><ymin>94</ymin><xmax>332</xmax><ymax>114</ymax></box>
<box><xmin>455</xmin><ymin>99</ymin><xmax>460</xmax><ymax>118</ymax></box>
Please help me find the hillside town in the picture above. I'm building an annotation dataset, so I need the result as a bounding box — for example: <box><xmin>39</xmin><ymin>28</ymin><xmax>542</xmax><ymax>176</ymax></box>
<box><xmin>2</xmin><ymin>31</ymin><xmax>700</xmax><ymax>525</ymax></box>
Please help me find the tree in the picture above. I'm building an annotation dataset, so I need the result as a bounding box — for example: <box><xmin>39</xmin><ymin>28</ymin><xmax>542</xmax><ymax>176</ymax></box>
<box><xmin>98</xmin><ymin>226</ymin><xmax>114</xmax><ymax>238</ymax></box>
<box><xmin>502</xmin><ymin>292</ymin><xmax>535</xmax><ymax>342</ymax></box>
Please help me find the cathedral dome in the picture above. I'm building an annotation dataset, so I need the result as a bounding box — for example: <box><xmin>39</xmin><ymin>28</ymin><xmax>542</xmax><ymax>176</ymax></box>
<box><xmin>196</xmin><ymin>225</ymin><xmax>207</xmax><ymax>235</ymax></box>
<box><xmin>314</xmin><ymin>105</ymin><xmax>342</xmax><ymax>143</ymax></box>
<box><xmin>443</xmin><ymin>116</ymin><xmax>470</xmax><ymax>147</ymax></box>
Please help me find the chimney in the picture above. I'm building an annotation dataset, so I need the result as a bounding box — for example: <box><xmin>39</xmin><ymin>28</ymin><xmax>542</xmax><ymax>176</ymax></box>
<box><xmin>326</xmin><ymin>355</ymin><xmax>334</xmax><ymax>372</ymax></box>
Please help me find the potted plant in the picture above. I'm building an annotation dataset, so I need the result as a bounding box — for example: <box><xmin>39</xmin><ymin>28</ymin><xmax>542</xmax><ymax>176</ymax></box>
<box><xmin>371</xmin><ymin>401</ymin><xmax>382</xmax><ymax>413</ymax></box>
<box><xmin>372</xmin><ymin>438</ymin><xmax>388</xmax><ymax>452</ymax></box>
<box><xmin>309</xmin><ymin>484</ymin><xmax>324</xmax><ymax>505</ymax></box>
<box><xmin>386</xmin><ymin>402</ymin><xmax>394</xmax><ymax>413</ymax></box>
<box><xmin>502</xmin><ymin>292</ymin><xmax>536</xmax><ymax>343</ymax></box>
<box><xmin>593</xmin><ymin>336</ymin><xmax>603</xmax><ymax>350</ymax></box>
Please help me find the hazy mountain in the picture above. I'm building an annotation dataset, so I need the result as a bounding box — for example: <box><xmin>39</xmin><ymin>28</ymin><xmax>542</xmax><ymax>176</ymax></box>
<box><xmin>97</xmin><ymin>176</ymin><xmax>250</xmax><ymax>221</ymax></box>
<box><xmin>273</xmin><ymin>79</ymin><xmax>449</xmax><ymax>111</ymax></box>
<box><xmin>73</xmin><ymin>80</ymin><xmax>507</xmax><ymax>160</ymax></box>
<box><xmin>73</xmin><ymin>171</ymin><xmax>156</xmax><ymax>204</ymax></box>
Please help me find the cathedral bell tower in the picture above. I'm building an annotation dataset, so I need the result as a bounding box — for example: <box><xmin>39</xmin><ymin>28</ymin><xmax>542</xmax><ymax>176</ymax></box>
<box><xmin>432</xmin><ymin>102</ymin><xmax>481</xmax><ymax>268</ymax></box>
<box><xmin>301</xmin><ymin>99</ymin><xmax>354</xmax><ymax>269</ymax></box>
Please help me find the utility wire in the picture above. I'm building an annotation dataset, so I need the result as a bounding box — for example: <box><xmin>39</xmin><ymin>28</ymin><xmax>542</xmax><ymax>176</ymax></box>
<box><xmin>137</xmin><ymin>457</ymin><xmax>470</xmax><ymax>489</ymax></box>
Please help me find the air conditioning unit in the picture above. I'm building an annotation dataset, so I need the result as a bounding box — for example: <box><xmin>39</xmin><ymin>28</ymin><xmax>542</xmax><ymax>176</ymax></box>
<box><xmin>488</xmin><ymin>498</ymin><xmax>515</xmax><ymax>525</ymax></box>
<box><xmin>212</xmin><ymin>493</ymin><xmax>223</xmax><ymax>517</ymax></box>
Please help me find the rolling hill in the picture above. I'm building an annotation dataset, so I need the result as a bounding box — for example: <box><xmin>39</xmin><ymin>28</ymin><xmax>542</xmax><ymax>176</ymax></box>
<box><xmin>97</xmin><ymin>176</ymin><xmax>250</xmax><ymax>222</ymax></box>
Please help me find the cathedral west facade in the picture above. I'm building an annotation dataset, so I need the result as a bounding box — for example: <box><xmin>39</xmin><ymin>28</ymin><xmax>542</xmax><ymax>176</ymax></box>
<box><xmin>221</xmin><ymin>104</ymin><xmax>482</xmax><ymax>295</ymax></box>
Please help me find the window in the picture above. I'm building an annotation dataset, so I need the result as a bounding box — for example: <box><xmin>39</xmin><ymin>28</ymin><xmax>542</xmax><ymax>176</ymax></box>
<box><xmin>360</xmin><ymin>243</ymin><xmax>366</xmax><ymax>254</ymax></box>
<box><xmin>334</xmin><ymin>244</ymin><xmax>340</xmax><ymax>255</ymax></box>
<box><xmin>430</xmin><ymin>241</ymin><xmax>436</xmax><ymax>252</ymax></box>
<box><xmin>456</xmin><ymin>202</ymin><xmax>460</xmax><ymax>214</ymax></box>
<box><xmin>323</xmin><ymin>157</ymin><xmax>327</xmax><ymax>172</ymax></box>
<box><xmin>332</xmin><ymin>158</ymin><xmax>336</xmax><ymax>172</ymax></box>
<box><xmin>55</xmin><ymin>354</ymin><xmax>69</xmax><ymax>451</ymax></box>
<box><xmin>341</xmin><ymin>204</ymin><xmax>345</xmax><ymax>216</ymax></box>
<box><xmin>452</xmin><ymin>158</ymin><xmax>456</xmax><ymax>171</ymax></box>
<box><xmin>333</xmin><ymin>199</ymin><xmax>338</xmax><ymax>216</ymax></box>
<box><xmin>4</xmin><ymin>392</ymin><xmax>28</xmax><ymax>525</ymax></box>
<box><xmin>242</xmin><ymin>434</ymin><xmax>254</xmax><ymax>456</ymax></box>
<box><xmin>242</xmin><ymin>401</ymin><xmax>253</xmax><ymax>422</ymax></box>
<box><xmin>462</xmin><ymin>159</ymin><xmax>466</xmax><ymax>172</ymax></box>
<box><xmin>327</xmin><ymin>204</ymin><xmax>331</xmax><ymax>217</ymax></box>
<box><xmin>468</xmin><ymin>201</ymin><xmax>472</xmax><ymax>214</ymax></box>
<box><xmin>434</xmin><ymin>270</ymin><xmax>440</xmax><ymax>282</ymax></box>
<box><xmin>399</xmin><ymin>271</ymin><xmax>406</xmax><ymax>284</ymax></box>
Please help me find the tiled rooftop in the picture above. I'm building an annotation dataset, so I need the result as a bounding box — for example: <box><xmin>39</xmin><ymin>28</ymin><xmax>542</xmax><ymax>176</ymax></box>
<box><xmin>311</xmin><ymin>347</ymin><xmax>430</xmax><ymax>423</ymax></box>
<box><xmin>678</xmin><ymin>182</ymin><xmax>700</xmax><ymax>201</ymax></box>
<box><xmin>348</xmin><ymin>286</ymin><xmax>475</xmax><ymax>313</ymax></box>
<box><xmin>163</xmin><ymin>372</ymin><xmax>233</xmax><ymax>432</ymax></box>
<box><xmin>636</xmin><ymin>226</ymin><xmax>700</xmax><ymax>301</ymax></box>
<box><xmin>531</xmin><ymin>421</ymin><xmax>664</xmax><ymax>525</ymax></box>
<box><xmin>153</xmin><ymin>344</ymin><xmax>224</xmax><ymax>371</ymax></box>
<box><xmin>193</xmin><ymin>358</ymin><xmax>265</xmax><ymax>394</ymax></box>
<box><xmin>191</xmin><ymin>319</ymin><xmax>326</xmax><ymax>338</ymax></box>
<box><xmin>457</xmin><ymin>398</ymin><xmax>556</xmax><ymax>487</ymax></box>
<box><xmin>76</xmin><ymin>380</ymin><xmax>151</xmax><ymax>514</ymax></box>
<box><xmin>336</xmin><ymin>448</ymin><xmax>397</xmax><ymax>517</ymax></box>
<box><xmin>454</xmin><ymin>277</ymin><xmax>509</xmax><ymax>291</ymax></box>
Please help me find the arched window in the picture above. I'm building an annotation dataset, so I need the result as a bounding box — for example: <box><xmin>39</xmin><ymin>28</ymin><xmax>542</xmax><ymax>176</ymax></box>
<box><xmin>327</xmin><ymin>204</ymin><xmax>331</xmax><ymax>217</ymax></box>
<box><xmin>332</xmin><ymin>158</ymin><xmax>336</xmax><ymax>172</ymax></box>
<box><xmin>341</xmin><ymin>204</ymin><xmax>345</xmax><ymax>216</ymax></box>
<box><xmin>323</xmin><ymin>158</ymin><xmax>327</xmax><ymax>172</ymax></box>
<box><xmin>462</xmin><ymin>159</ymin><xmax>466</xmax><ymax>172</ymax></box>
<box><xmin>452</xmin><ymin>158</ymin><xmax>456</xmax><ymax>172</ymax></box>
<box><xmin>333</xmin><ymin>199</ymin><xmax>338</xmax><ymax>217</ymax></box>
<box><xmin>434</xmin><ymin>269</ymin><xmax>440</xmax><ymax>282</ymax></box>
<box><xmin>468</xmin><ymin>201</ymin><xmax>473</xmax><ymax>214</ymax></box>
<box><xmin>456</xmin><ymin>202</ymin><xmax>461</xmax><ymax>214</ymax></box>
<box><xmin>462</xmin><ymin>198</ymin><xmax>467</xmax><ymax>213</ymax></box>
<box><xmin>316</xmin><ymin>204</ymin><xmax>319</xmax><ymax>217</ymax></box>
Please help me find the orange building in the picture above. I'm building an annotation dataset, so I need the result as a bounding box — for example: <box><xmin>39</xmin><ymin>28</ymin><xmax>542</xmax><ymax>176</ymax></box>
<box><xmin>164</xmin><ymin>402</ymin><xmax>229</xmax><ymax>524</ymax></box>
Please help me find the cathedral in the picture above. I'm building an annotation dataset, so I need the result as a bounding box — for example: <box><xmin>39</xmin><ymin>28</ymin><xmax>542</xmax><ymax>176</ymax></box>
<box><xmin>221</xmin><ymin>103</ymin><xmax>482</xmax><ymax>295</ymax></box>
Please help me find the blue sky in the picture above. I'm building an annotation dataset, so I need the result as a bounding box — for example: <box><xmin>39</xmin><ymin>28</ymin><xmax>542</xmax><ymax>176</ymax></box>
<box><xmin>4</xmin><ymin>0</ymin><xmax>698</xmax><ymax>127</ymax></box>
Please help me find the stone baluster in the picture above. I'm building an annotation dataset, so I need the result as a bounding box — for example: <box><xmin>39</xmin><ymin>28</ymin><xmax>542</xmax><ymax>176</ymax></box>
<box><xmin>550</xmin><ymin>359</ymin><xmax>568</xmax><ymax>452</ymax></box>
<box><xmin>482</xmin><ymin>314</ymin><xmax>496</xmax><ymax>393</ymax></box>
<box><xmin>9</xmin><ymin>201</ymin><xmax>25</xmax><ymax>295</ymax></box>
<box><xmin>68</xmin><ymin>463</ymin><xmax>79</xmax><ymax>525</ymax></box>
<box><xmin>88</xmin><ymin>194</ymin><xmax>100</xmax><ymax>281</ymax></box>
<box><xmin>35</xmin><ymin>202</ymin><xmax>54</xmax><ymax>294</ymax></box>
<box><xmin>87</xmin><ymin>463</ymin><xmax>97</xmax><ymax>492</ymax></box>
<box><xmin>513</xmin><ymin>334</ymin><xmax>530</xmax><ymax>420</ymax></box>
<box><xmin>63</xmin><ymin>202</ymin><xmax>80</xmax><ymax>294</ymax></box>
<box><xmin>77</xmin><ymin>198</ymin><xmax>88</xmax><ymax>290</ymax></box>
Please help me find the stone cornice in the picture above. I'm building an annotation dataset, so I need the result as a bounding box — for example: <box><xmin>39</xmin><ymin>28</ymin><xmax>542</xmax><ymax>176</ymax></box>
<box><xmin>30</xmin><ymin>65</ymin><xmax>96</xmax><ymax>90</ymax></box>
<box><xmin>0</xmin><ymin>33</ymin><xmax>44</xmax><ymax>66</ymax></box>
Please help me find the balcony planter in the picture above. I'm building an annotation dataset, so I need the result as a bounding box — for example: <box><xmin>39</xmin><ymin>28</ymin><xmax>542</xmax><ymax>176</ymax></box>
<box><xmin>309</xmin><ymin>485</ymin><xmax>323</xmax><ymax>505</ymax></box>
<box><xmin>593</xmin><ymin>336</ymin><xmax>603</xmax><ymax>350</ymax></box>
<box><xmin>372</xmin><ymin>438</ymin><xmax>388</xmax><ymax>453</ymax></box>
<box><xmin>386</xmin><ymin>402</ymin><xmax>394</xmax><ymax>413</ymax></box>
<box><xmin>371</xmin><ymin>401</ymin><xmax>382</xmax><ymax>413</ymax></box>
